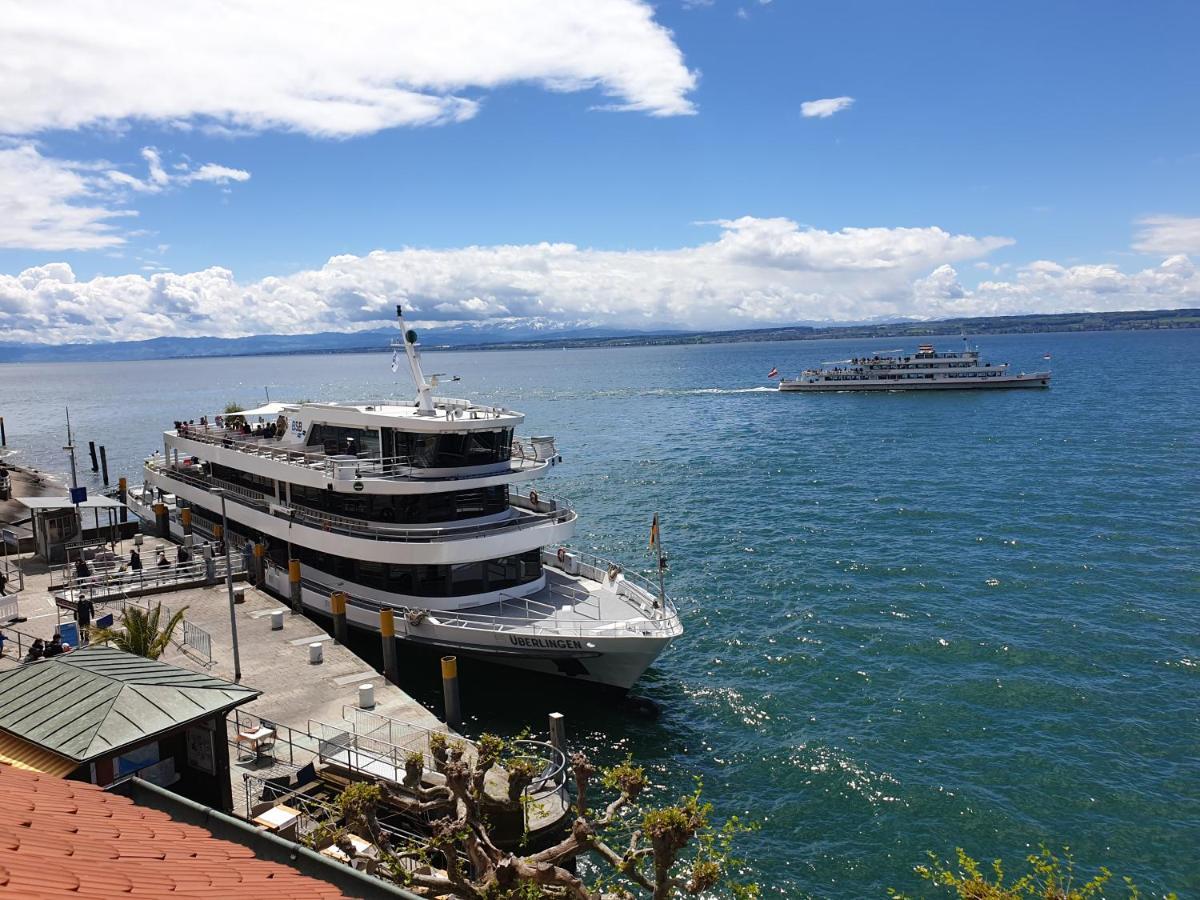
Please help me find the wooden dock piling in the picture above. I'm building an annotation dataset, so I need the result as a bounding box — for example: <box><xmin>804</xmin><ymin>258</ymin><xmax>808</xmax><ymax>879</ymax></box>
<box><xmin>118</xmin><ymin>476</ymin><xmax>128</xmax><ymax>522</ymax></box>
<box><xmin>88</xmin><ymin>441</ymin><xmax>98</xmax><ymax>472</ymax></box>
<box><xmin>548</xmin><ymin>712</ymin><xmax>567</xmax><ymax>755</ymax></box>
<box><xmin>99</xmin><ymin>446</ymin><xmax>109</xmax><ymax>485</ymax></box>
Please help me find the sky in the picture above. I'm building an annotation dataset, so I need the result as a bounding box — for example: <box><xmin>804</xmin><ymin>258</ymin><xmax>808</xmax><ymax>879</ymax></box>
<box><xmin>1</xmin><ymin>0</ymin><xmax>1198</xmax><ymax>344</ymax></box>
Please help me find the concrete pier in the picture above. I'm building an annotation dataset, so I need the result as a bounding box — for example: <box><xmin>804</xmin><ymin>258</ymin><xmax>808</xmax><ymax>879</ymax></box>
<box><xmin>160</xmin><ymin>582</ymin><xmax>437</xmax><ymax>730</ymax></box>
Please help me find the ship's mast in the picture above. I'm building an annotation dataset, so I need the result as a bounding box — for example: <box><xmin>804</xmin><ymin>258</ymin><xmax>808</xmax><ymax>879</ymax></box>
<box><xmin>395</xmin><ymin>305</ymin><xmax>436</xmax><ymax>416</ymax></box>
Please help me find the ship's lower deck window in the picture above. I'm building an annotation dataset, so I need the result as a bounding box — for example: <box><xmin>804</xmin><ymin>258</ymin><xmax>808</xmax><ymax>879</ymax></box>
<box><xmin>187</xmin><ymin>504</ymin><xmax>542</xmax><ymax>597</ymax></box>
<box><xmin>289</xmin><ymin>482</ymin><xmax>509</xmax><ymax>524</ymax></box>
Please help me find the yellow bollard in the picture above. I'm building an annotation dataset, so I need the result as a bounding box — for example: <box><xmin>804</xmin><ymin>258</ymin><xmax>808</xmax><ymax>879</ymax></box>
<box><xmin>180</xmin><ymin>507</ymin><xmax>192</xmax><ymax>535</ymax></box>
<box><xmin>331</xmin><ymin>591</ymin><xmax>348</xmax><ymax>643</ymax></box>
<box><xmin>152</xmin><ymin>502</ymin><xmax>169</xmax><ymax>539</ymax></box>
<box><xmin>380</xmin><ymin>608</ymin><xmax>399</xmax><ymax>684</ymax></box>
<box><xmin>288</xmin><ymin>559</ymin><xmax>302</xmax><ymax>612</ymax></box>
<box><xmin>441</xmin><ymin>655</ymin><xmax>461</xmax><ymax>725</ymax></box>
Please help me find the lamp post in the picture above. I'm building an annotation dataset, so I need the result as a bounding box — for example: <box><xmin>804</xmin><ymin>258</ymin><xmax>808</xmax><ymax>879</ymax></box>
<box><xmin>211</xmin><ymin>488</ymin><xmax>242</xmax><ymax>681</ymax></box>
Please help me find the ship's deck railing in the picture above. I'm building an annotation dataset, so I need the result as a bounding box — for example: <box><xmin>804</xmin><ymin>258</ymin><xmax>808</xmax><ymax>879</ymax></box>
<box><xmin>543</xmin><ymin>545</ymin><xmax>677</xmax><ymax>626</ymax></box>
<box><xmin>410</xmin><ymin>577</ymin><xmax>679</xmax><ymax>639</ymax></box>
<box><xmin>169</xmin><ymin>426</ymin><xmax>554</xmax><ymax>481</ymax></box>
<box><xmin>145</xmin><ymin>459</ymin><xmax>576</xmax><ymax>543</ymax></box>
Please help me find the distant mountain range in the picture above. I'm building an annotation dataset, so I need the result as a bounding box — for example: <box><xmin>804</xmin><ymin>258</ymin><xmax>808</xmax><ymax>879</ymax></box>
<box><xmin>0</xmin><ymin>308</ymin><xmax>1196</xmax><ymax>363</ymax></box>
<box><xmin>0</xmin><ymin>320</ymin><xmax>674</xmax><ymax>363</ymax></box>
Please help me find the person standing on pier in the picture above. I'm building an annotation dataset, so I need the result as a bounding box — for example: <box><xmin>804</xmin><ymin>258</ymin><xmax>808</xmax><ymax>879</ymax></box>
<box><xmin>130</xmin><ymin>548</ymin><xmax>142</xmax><ymax>572</ymax></box>
<box><xmin>76</xmin><ymin>597</ymin><xmax>94</xmax><ymax>646</ymax></box>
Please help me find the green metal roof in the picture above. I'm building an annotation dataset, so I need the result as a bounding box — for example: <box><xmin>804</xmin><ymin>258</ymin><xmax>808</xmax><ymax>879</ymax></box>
<box><xmin>0</xmin><ymin>646</ymin><xmax>258</xmax><ymax>762</ymax></box>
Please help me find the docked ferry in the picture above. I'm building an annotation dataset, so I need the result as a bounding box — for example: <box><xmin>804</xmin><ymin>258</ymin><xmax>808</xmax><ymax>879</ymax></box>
<box><xmin>778</xmin><ymin>342</ymin><xmax>1051</xmax><ymax>392</ymax></box>
<box><xmin>128</xmin><ymin>307</ymin><xmax>682</xmax><ymax>690</ymax></box>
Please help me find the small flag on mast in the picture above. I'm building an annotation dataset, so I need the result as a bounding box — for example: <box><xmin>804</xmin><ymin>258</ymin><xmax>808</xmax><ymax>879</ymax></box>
<box><xmin>649</xmin><ymin>513</ymin><xmax>660</xmax><ymax>551</ymax></box>
<box><xmin>768</xmin><ymin>367</ymin><xmax>778</xmax><ymax>379</ymax></box>
<box><xmin>391</xmin><ymin>349</ymin><xmax>399</xmax><ymax>374</ymax></box>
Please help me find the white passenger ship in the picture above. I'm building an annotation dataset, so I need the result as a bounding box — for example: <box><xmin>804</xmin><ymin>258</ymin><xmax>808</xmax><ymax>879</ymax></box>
<box><xmin>778</xmin><ymin>342</ymin><xmax>1051</xmax><ymax>392</ymax></box>
<box><xmin>129</xmin><ymin>307</ymin><xmax>682</xmax><ymax>690</ymax></box>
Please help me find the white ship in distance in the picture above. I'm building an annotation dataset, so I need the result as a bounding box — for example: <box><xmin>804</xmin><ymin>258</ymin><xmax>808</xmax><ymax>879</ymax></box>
<box><xmin>777</xmin><ymin>339</ymin><xmax>1051</xmax><ymax>391</ymax></box>
<box><xmin>130</xmin><ymin>306</ymin><xmax>682</xmax><ymax>690</ymax></box>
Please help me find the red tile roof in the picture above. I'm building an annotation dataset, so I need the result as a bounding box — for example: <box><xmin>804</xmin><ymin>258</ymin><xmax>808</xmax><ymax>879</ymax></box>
<box><xmin>0</xmin><ymin>764</ymin><xmax>351</xmax><ymax>898</ymax></box>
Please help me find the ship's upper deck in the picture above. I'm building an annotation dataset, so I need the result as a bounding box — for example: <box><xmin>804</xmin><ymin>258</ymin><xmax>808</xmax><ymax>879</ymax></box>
<box><xmin>203</xmin><ymin>398</ymin><xmax>525</xmax><ymax>433</ymax></box>
<box><xmin>163</xmin><ymin>398</ymin><xmax>556</xmax><ymax>490</ymax></box>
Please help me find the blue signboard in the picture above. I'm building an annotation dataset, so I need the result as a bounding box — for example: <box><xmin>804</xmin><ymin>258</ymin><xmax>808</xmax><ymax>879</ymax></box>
<box><xmin>58</xmin><ymin>621</ymin><xmax>79</xmax><ymax>648</ymax></box>
<box><xmin>69</xmin><ymin>486</ymin><xmax>87</xmax><ymax>504</ymax></box>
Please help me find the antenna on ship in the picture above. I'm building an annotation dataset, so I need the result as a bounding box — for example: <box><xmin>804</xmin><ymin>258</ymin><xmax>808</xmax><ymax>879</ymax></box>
<box><xmin>394</xmin><ymin>304</ymin><xmax>436</xmax><ymax>416</ymax></box>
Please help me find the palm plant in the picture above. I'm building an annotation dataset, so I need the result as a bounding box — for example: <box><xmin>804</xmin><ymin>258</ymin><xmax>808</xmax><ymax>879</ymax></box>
<box><xmin>88</xmin><ymin>602</ymin><xmax>188</xmax><ymax>660</ymax></box>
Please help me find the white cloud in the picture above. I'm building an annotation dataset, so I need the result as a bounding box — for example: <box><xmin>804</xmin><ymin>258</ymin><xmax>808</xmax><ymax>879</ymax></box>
<box><xmin>0</xmin><ymin>216</ymin><xmax>1016</xmax><ymax>343</ymax></box>
<box><xmin>1133</xmin><ymin>215</ymin><xmax>1200</xmax><ymax>255</ymax></box>
<box><xmin>0</xmin><ymin>143</ymin><xmax>132</xmax><ymax>250</ymax></box>
<box><xmin>800</xmin><ymin>96</ymin><xmax>855</xmax><ymax>119</ymax></box>
<box><xmin>914</xmin><ymin>256</ymin><xmax>1199</xmax><ymax>317</ymax></box>
<box><xmin>5</xmin><ymin>216</ymin><xmax>1191</xmax><ymax>347</ymax></box>
<box><xmin>186</xmin><ymin>164</ymin><xmax>252</xmax><ymax>185</ymax></box>
<box><xmin>0</xmin><ymin>1</ymin><xmax>697</xmax><ymax>140</ymax></box>
<box><xmin>105</xmin><ymin>147</ymin><xmax>251</xmax><ymax>194</ymax></box>
<box><xmin>0</xmin><ymin>143</ymin><xmax>249</xmax><ymax>250</ymax></box>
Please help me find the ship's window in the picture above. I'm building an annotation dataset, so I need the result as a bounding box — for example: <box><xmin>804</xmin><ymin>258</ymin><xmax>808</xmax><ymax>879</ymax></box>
<box><xmin>394</xmin><ymin>428</ymin><xmax>514</xmax><ymax>469</ymax></box>
<box><xmin>287</xmin><ymin>483</ymin><xmax>508</xmax><ymax>524</ymax></box>
<box><xmin>269</xmin><ymin>548</ymin><xmax>542</xmax><ymax>598</ymax></box>
<box><xmin>306</xmin><ymin>425</ymin><xmax>379</xmax><ymax>457</ymax></box>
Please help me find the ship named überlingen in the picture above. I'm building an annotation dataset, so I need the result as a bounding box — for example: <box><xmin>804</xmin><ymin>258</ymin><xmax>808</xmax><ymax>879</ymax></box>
<box><xmin>129</xmin><ymin>306</ymin><xmax>682</xmax><ymax>691</ymax></box>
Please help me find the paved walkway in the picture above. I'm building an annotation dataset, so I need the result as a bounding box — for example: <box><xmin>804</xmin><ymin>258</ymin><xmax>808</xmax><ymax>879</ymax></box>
<box><xmin>158</xmin><ymin>582</ymin><xmax>438</xmax><ymax>730</ymax></box>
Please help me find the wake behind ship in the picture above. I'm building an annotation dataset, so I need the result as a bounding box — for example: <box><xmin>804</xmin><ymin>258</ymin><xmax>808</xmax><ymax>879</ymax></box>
<box><xmin>128</xmin><ymin>307</ymin><xmax>682</xmax><ymax>690</ymax></box>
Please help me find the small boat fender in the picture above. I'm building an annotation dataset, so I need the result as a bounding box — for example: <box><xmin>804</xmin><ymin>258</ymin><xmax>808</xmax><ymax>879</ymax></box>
<box><xmin>556</xmin><ymin>547</ymin><xmax>566</xmax><ymax>564</ymax></box>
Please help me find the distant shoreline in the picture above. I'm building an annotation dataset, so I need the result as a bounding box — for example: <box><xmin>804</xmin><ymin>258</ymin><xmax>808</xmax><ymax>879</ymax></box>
<box><xmin>0</xmin><ymin>307</ymin><xmax>1195</xmax><ymax>364</ymax></box>
<box><xmin>432</xmin><ymin>308</ymin><xmax>1200</xmax><ymax>353</ymax></box>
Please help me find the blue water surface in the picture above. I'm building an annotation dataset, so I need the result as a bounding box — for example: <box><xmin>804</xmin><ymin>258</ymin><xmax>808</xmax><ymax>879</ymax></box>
<box><xmin>1</xmin><ymin>329</ymin><xmax>1196</xmax><ymax>897</ymax></box>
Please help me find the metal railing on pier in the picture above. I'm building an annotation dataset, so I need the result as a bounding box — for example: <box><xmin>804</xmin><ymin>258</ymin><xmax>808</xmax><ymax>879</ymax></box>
<box><xmin>60</xmin><ymin>553</ymin><xmax>244</xmax><ymax>603</ymax></box>
<box><xmin>316</xmin><ymin>709</ymin><xmax>567</xmax><ymax>832</ymax></box>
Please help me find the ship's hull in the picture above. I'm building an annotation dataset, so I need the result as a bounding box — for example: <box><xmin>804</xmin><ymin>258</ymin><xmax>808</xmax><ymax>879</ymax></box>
<box><xmin>779</xmin><ymin>372</ymin><xmax>1051</xmax><ymax>392</ymax></box>
<box><xmin>127</xmin><ymin>490</ymin><xmax>676</xmax><ymax>691</ymax></box>
<box><xmin>265</xmin><ymin>567</ymin><xmax>671</xmax><ymax>691</ymax></box>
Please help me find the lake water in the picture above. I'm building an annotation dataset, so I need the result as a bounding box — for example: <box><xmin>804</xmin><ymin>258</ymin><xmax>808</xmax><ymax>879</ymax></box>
<box><xmin>1</xmin><ymin>329</ymin><xmax>1196</xmax><ymax>897</ymax></box>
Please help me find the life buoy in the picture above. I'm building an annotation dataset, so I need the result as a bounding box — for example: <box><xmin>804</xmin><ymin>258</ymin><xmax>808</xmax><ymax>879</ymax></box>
<box><xmin>556</xmin><ymin>547</ymin><xmax>566</xmax><ymax>565</ymax></box>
